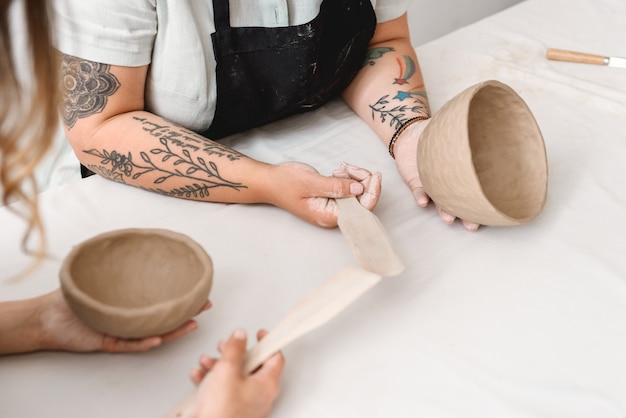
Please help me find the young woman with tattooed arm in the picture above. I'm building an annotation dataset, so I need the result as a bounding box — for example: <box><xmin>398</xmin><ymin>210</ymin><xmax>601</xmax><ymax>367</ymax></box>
<box><xmin>55</xmin><ymin>1</ymin><xmax>479</xmax><ymax>231</ymax></box>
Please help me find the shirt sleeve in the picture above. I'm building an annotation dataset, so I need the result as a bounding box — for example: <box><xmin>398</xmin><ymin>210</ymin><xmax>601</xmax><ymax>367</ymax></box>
<box><xmin>373</xmin><ymin>0</ymin><xmax>410</xmax><ymax>22</ymax></box>
<box><xmin>51</xmin><ymin>0</ymin><xmax>157</xmax><ymax>66</ymax></box>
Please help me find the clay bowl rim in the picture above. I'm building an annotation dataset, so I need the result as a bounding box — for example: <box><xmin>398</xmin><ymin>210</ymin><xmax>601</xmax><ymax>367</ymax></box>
<box><xmin>59</xmin><ymin>228</ymin><xmax>213</xmax><ymax>320</ymax></box>
<box><xmin>467</xmin><ymin>80</ymin><xmax>548</xmax><ymax>224</ymax></box>
<box><xmin>418</xmin><ymin>79</ymin><xmax>548</xmax><ymax>225</ymax></box>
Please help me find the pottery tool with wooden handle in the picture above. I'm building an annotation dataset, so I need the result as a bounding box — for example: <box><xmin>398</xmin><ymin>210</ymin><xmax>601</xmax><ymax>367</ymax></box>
<box><xmin>165</xmin><ymin>266</ymin><xmax>381</xmax><ymax>418</ymax></box>
<box><xmin>335</xmin><ymin>196</ymin><xmax>405</xmax><ymax>277</ymax></box>
<box><xmin>546</xmin><ymin>48</ymin><xmax>626</xmax><ymax>68</ymax></box>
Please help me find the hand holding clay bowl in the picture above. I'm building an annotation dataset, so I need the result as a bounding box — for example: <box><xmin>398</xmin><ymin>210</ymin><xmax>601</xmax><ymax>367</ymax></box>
<box><xmin>60</xmin><ymin>228</ymin><xmax>213</xmax><ymax>339</ymax></box>
<box><xmin>417</xmin><ymin>80</ymin><xmax>548</xmax><ymax>226</ymax></box>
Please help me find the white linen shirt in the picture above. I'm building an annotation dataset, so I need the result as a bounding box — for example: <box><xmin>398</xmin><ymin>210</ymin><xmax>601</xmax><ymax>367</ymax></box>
<box><xmin>52</xmin><ymin>0</ymin><xmax>409</xmax><ymax>132</ymax></box>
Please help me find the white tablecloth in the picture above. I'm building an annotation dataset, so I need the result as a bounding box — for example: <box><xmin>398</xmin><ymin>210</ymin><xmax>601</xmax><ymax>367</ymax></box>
<box><xmin>2</xmin><ymin>0</ymin><xmax>626</xmax><ymax>416</ymax></box>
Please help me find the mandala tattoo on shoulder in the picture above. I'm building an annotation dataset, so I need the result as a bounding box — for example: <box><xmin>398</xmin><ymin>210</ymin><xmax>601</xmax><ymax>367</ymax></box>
<box><xmin>61</xmin><ymin>55</ymin><xmax>120</xmax><ymax>128</ymax></box>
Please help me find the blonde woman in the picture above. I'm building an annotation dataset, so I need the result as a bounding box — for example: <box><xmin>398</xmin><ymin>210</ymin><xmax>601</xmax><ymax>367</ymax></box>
<box><xmin>0</xmin><ymin>0</ymin><xmax>207</xmax><ymax>354</ymax></box>
<box><xmin>0</xmin><ymin>1</ymin><xmax>284</xmax><ymax>417</ymax></box>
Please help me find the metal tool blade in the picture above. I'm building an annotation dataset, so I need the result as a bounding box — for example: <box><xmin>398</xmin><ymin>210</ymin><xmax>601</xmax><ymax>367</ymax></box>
<box><xmin>608</xmin><ymin>56</ymin><xmax>626</xmax><ymax>68</ymax></box>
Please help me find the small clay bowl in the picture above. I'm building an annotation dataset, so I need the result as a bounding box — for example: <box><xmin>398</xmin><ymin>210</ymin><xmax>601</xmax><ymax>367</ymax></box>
<box><xmin>417</xmin><ymin>80</ymin><xmax>548</xmax><ymax>226</ymax></box>
<box><xmin>60</xmin><ymin>228</ymin><xmax>213</xmax><ymax>339</ymax></box>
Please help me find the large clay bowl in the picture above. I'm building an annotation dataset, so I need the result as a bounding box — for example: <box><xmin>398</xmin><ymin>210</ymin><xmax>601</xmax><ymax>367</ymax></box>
<box><xmin>417</xmin><ymin>80</ymin><xmax>548</xmax><ymax>226</ymax></box>
<box><xmin>60</xmin><ymin>228</ymin><xmax>213</xmax><ymax>339</ymax></box>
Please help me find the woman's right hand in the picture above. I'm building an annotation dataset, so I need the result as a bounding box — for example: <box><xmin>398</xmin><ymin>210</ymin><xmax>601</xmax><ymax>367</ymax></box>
<box><xmin>265</xmin><ymin>161</ymin><xmax>382</xmax><ymax>228</ymax></box>
<box><xmin>393</xmin><ymin>119</ymin><xmax>480</xmax><ymax>232</ymax></box>
<box><xmin>190</xmin><ymin>329</ymin><xmax>285</xmax><ymax>418</ymax></box>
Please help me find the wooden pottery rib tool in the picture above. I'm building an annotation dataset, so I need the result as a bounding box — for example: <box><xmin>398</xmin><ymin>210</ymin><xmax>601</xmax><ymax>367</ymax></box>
<box><xmin>165</xmin><ymin>266</ymin><xmax>381</xmax><ymax>418</ymax></box>
<box><xmin>335</xmin><ymin>196</ymin><xmax>405</xmax><ymax>277</ymax></box>
<box><xmin>546</xmin><ymin>48</ymin><xmax>626</xmax><ymax>68</ymax></box>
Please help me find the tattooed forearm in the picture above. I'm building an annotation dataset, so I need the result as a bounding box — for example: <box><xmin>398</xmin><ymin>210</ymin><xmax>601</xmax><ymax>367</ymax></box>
<box><xmin>368</xmin><ymin>54</ymin><xmax>431</xmax><ymax>129</ymax></box>
<box><xmin>82</xmin><ymin>117</ymin><xmax>247</xmax><ymax>199</ymax></box>
<box><xmin>132</xmin><ymin>117</ymin><xmax>243</xmax><ymax>161</ymax></box>
<box><xmin>362</xmin><ymin>46</ymin><xmax>395</xmax><ymax>67</ymax></box>
<box><xmin>369</xmin><ymin>95</ymin><xmax>429</xmax><ymax>130</ymax></box>
<box><xmin>61</xmin><ymin>55</ymin><xmax>120</xmax><ymax>128</ymax></box>
<box><xmin>393</xmin><ymin>55</ymin><xmax>415</xmax><ymax>85</ymax></box>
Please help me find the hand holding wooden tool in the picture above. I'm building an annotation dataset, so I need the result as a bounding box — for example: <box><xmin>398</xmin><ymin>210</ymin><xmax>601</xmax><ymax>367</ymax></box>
<box><xmin>166</xmin><ymin>197</ymin><xmax>403</xmax><ymax>417</ymax></box>
<box><xmin>165</xmin><ymin>267</ymin><xmax>382</xmax><ymax>418</ymax></box>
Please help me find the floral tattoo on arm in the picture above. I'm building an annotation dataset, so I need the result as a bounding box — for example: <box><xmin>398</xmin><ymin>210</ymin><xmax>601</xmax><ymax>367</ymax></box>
<box><xmin>59</xmin><ymin>55</ymin><xmax>246</xmax><ymax>198</ymax></box>
<box><xmin>60</xmin><ymin>54</ymin><xmax>120</xmax><ymax>128</ymax></box>
<box><xmin>83</xmin><ymin>117</ymin><xmax>247</xmax><ymax>199</ymax></box>
<box><xmin>367</xmin><ymin>52</ymin><xmax>431</xmax><ymax>130</ymax></box>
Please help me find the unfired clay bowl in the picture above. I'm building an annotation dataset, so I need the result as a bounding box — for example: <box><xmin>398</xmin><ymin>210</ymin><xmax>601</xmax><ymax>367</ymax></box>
<box><xmin>417</xmin><ymin>80</ymin><xmax>548</xmax><ymax>226</ymax></box>
<box><xmin>60</xmin><ymin>228</ymin><xmax>213</xmax><ymax>339</ymax></box>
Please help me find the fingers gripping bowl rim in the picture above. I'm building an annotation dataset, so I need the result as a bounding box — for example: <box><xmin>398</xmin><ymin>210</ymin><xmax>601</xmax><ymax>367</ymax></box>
<box><xmin>417</xmin><ymin>80</ymin><xmax>548</xmax><ymax>226</ymax></box>
<box><xmin>59</xmin><ymin>228</ymin><xmax>213</xmax><ymax>339</ymax></box>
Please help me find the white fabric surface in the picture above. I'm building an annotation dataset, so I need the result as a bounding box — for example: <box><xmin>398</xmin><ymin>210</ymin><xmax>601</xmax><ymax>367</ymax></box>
<box><xmin>2</xmin><ymin>0</ymin><xmax>626</xmax><ymax>416</ymax></box>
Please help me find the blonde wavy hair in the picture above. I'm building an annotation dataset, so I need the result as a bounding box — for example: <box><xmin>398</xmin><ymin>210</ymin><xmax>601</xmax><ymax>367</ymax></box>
<box><xmin>0</xmin><ymin>0</ymin><xmax>58</xmax><ymax>261</ymax></box>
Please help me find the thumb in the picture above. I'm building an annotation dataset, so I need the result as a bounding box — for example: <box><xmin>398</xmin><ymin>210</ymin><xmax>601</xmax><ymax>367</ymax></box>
<box><xmin>316</xmin><ymin>176</ymin><xmax>364</xmax><ymax>199</ymax></box>
<box><xmin>412</xmin><ymin>186</ymin><xmax>430</xmax><ymax>207</ymax></box>
<box><xmin>250</xmin><ymin>329</ymin><xmax>285</xmax><ymax>379</ymax></box>
<box><xmin>221</xmin><ymin>328</ymin><xmax>248</xmax><ymax>368</ymax></box>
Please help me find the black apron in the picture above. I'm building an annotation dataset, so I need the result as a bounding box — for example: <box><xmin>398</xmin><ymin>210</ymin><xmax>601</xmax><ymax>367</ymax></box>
<box><xmin>203</xmin><ymin>0</ymin><xmax>376</xmax><ymax>139</ymax></box>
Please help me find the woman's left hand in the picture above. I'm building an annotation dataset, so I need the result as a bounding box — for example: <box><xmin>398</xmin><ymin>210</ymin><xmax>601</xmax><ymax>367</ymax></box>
<box><xmin>38</xmin><ymin>289</ymin><xmax>210</xmax><ymax>353</ymax></box>
<box><xmin>393</xmin><ymin>119</ymin><xmax>480</xmax><ymax>232</ymax></box>
<box><xmin>267</xmin><ymin>161</ymin><xmax>381</xmax><ymax>228</ymax></box>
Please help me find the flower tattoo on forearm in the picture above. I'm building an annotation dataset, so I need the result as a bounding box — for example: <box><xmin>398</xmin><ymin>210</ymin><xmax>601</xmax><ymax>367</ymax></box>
<box><xmin>368</xmin><ymin>54</ymin><xmax>431</xmax><ymax>129</ymax></box>
<box><xmin>83</xmin><ymin>117</ymin><xmax>247</xmax><ymax>199</ymax></box>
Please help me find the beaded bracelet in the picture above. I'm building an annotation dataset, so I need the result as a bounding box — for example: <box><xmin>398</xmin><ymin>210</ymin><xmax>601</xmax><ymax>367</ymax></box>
<box><xmin>388</xmin><ymin>116</ymin><xmax>430</xmax><ymax>159</ymax></box>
